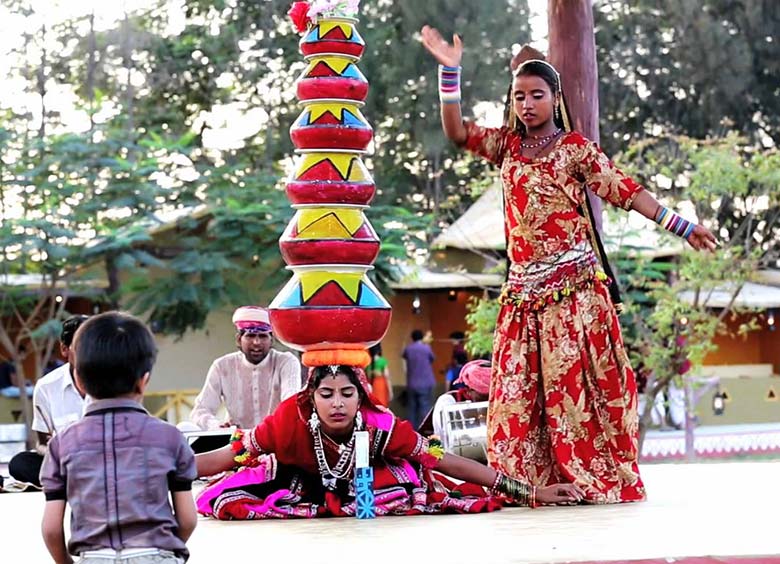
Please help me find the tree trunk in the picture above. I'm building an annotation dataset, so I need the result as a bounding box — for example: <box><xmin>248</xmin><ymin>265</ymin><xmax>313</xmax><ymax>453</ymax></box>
<box><xmin>432</xmin><ymin>151</ymin><xmax>442</xmax><ymax>222</ymax></box>
<box><xmin>122</xmin><ymin>11</ymin><xmax>135</xmax><ymax>134</ymax></box>
<box><xmin>12</xmin><ymin>361</ymin><xmax>34</xmax><ymax>448</ymax></box>
<box><xmin>547</xmin><ymin>0</ymin><xmax>603</xmax><ymax>232</ymax></box>
<box><xmin>87</xmin><ymin>11</ymin><xmax>97</xmax><ymax>135</ymax></box>
<box><xmin>106</xmin><ymin>255</ymin><xmax>121</xmax><ymax>308</ymax></box>
<box><xmin>37</xmin><ymin>22</ymin><xmax>47</xmax><ymax>141</ymax></box>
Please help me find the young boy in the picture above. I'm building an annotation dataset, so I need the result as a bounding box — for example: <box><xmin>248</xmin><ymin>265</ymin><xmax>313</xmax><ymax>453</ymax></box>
<box><xmin>40</xmin><ymin>312</ymin><xmax>197</xmax><ymax>564</ymax></box>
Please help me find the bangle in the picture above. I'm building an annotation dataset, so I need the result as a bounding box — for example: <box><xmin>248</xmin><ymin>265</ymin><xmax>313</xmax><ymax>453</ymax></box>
<box><xmin>438</xmin><ymin>65</ymin><xmax>461</xmax><ymax>104</ymax></box>
<box><xmin>492</xmin><ymin>472</ymin><xmax>534</xmax><ymax>507</ymax></box>
<box><xmin>229</xmin><ymin>429</ymin><xmax>258</xmax><ymax>467</ymax></box>
<box><xmin>655</xmin><ymin>206</ymin><xmax>696</xmax><ymax>239</ymax></box>
<box><xmin>490</xmin><ymin>472</ymin><xmax>502</xmax><ymax>493</ymax></box>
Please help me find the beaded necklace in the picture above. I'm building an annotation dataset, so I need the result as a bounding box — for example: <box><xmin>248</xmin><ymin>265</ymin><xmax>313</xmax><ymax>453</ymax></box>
<box><xmin>520</xmin><ymin>128</ymin><xmax>561</xmax><ymax>149</ymax></box>
<box><xmin>521</xmin><ymin>128</ymin><xmax>562</xmax><ymax>159</ymax></box>
<box><xmin>310</xmin><ymin>414</ymin><xmax>359</xmax><ymax>490</ymax></box>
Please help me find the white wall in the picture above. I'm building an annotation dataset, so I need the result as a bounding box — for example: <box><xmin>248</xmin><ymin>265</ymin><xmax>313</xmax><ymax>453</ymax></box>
<box><xmin>149</xmin><ymin>308</ymin><xmax>236</xmax><ymax>392</ymax></box>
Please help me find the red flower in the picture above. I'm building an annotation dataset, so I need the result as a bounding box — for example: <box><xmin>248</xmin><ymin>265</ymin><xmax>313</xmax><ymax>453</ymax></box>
<box><xmin>288</xmin><ymin>2</ymin><xmax>311</xmax><ymax>33</ymax></box>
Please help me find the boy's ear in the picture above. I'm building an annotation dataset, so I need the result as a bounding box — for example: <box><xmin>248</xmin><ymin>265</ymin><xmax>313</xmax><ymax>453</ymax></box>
<box><xmin>136</xmin><ymin>372</ymin><xmax>151</xmax><ymax>395</ymax></box>
<box><xmin>73</xmin><ymin>370</ymin><xmax>87</xmax><ymax>398</ymax></box>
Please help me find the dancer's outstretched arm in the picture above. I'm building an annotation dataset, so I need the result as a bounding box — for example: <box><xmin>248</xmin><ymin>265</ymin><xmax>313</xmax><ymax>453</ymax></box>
<box><xmin>630</xmin><ymin>190</ymin><xmax>717</xmax><ymax>251</ymax></box>
<box><xmin>196</xmin><ymin>445</ymin><xmax>235</xmax><ymax>477</ymax></box>
<box><xmin>436</xmin><ymin>452</ymin><xmax>584</xmax><ymax>505</ymax></box>
<box><xmin>421</xmin><ymin>25</ymin><xmax>467</xmax><ymax>145</ymax></box>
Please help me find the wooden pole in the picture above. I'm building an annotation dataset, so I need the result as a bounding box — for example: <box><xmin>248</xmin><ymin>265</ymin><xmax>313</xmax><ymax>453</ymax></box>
<box><xmin>547</xmin><ymin>0</ymin><xmax>603</xmax><ymax>231</ymax></box>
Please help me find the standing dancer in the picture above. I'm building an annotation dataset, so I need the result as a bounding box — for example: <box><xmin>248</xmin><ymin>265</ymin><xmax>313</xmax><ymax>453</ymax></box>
<box><xmin>421</xmin><ymin>26</ymin><xmax>716</xmax><ymax>503</ymax></box>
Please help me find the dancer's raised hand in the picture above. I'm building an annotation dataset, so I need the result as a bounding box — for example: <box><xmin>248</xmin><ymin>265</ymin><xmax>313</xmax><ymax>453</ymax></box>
<box><xmin>420</xmin><ymin>25</ymin><xmax>463</xmax><ymax>67</ymax></box>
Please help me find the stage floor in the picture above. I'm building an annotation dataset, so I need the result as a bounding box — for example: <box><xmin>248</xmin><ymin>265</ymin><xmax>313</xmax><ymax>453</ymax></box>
<box><xmin>2</xmin><ymin>462</ymin><xmax>777</xmax><ymax>563</ymax></box>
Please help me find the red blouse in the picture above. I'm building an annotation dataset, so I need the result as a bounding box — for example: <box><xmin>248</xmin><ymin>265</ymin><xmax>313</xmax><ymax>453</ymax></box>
<box><xmin>463</xmin><ymin>123</ymin><xmax>644</xmax><ymax>265</ymax></box>
<box><xmin>246</xmin><ymin>395</ymin><xmax>435</xmax><ymax>476</ymax></box>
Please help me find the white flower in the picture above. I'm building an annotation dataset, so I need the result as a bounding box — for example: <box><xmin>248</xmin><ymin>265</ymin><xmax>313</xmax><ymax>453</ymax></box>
<box><xmin>308</xmin><ymin>0</ymin><xmax>361</xmax><ymax>20</ymax></box>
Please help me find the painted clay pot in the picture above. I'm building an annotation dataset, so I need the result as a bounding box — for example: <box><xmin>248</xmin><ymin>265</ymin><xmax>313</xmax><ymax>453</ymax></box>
<box><xmin>279</xmin><ymin>205</ymin><xmax>380</xmax><ymax>266</ymax></box>
<box><xmin>296</xmin><ymin>55</ymin><xmax>369</xmax><ymax>102</ymax></box>
<box><xmin>286</xmin><ymin>152</ymin><xmax>375</xmax><ymax>205</ymax></box>
<box><xmin>268</xmin><ymin>264</ymin><xmax>392</xmax><ymax>352</ymax></box>
<box><xmin>300</xmin><ymin>18</ymin><xmax>365</xmax><ymax>59</ymax></box>
<box><xmin>290</xmin><ymin>100</ymin><xmax>372</xmax><ymax>151</ymax></box>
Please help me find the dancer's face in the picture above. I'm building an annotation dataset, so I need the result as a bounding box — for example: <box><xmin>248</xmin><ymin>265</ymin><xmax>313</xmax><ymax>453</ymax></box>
<box><xmin>313</xmin><ymin>372</ymin><xmax>361</xmax><ymax>437</ymax></box>
<box><xmin>513</xmin><ymin>74</ymin><xmax>555</xmax><ymax>130</ymax></box>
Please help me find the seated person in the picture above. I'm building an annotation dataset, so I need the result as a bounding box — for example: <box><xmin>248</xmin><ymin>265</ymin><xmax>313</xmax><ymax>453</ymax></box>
<box><xmin>190</xmin><ymin>306</ymin><xmax>302</xmax><ymax>432</ymax></box>
<box><xmin>0</xmin><ymin>351</ymin><xmax>33</xmax><ymax>398</ymax></box>
<box><xmin>8</xmin><ymin>315</ymin><xmax>88</xmax><ymax>486</ymax></box>
<box><xmin>445</xmin><ymin>350</ymin><xmax>469</xmax><ymax>391</ymax></box>
<box><xmin>419</xmin><ymin>359</ymin><xmax>491</xmax><ymax>439</ymax></box>
<box><xmin>195</xmin><ymin>362</ymin><xmax>583</xmax><ymax>520</ymax></box>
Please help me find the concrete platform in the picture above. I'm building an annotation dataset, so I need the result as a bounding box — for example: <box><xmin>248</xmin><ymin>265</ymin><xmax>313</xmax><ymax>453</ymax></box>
<box><xmin>1</xmin><ymin>462</ymin><xmax>777</xmax><ymax>563</ymax></box>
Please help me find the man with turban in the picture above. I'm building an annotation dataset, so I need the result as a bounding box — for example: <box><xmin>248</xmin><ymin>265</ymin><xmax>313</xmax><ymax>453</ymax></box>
<box><xmin>418</xmin><ymin>359</ymin><xmax>491</xmax><ymax>440</ymax></box>
<box><xmin>190</xmin><ymin>306</ymin><xmax>302</xmax><ymax>430</ymax></box>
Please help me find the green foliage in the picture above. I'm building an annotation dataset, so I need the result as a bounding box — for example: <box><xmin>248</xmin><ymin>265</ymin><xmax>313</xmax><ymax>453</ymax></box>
<box><xmin>595</xmin><ymin>0</ymin><xmax>780</xmax><ymax>155</ymax></box>
<box><xmin>464</xmin><ymin>294</ymin><xmax>500</xmax><ymax>358</ymax></box>
<box><xmin>609</xmin><ymin>135</ymin><xmax>779</xmax><ymax>437</ymax></box>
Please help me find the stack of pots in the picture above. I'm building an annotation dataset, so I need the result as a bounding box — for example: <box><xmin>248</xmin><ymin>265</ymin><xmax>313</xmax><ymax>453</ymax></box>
<box><xmin>269</xmin><ymin>13</ymin><xmax>392</xmax><ymax>367</ymax></box>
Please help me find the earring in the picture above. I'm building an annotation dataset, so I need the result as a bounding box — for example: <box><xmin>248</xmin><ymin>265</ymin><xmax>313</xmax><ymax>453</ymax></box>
<box><xmin>309</xmin><ymin>410</ymin><xmax>320</xmax><ymax>432</ymax></box>
<box><xmin>355</xmin><ymin>410</ymin><xmax>363</xmax><ymax>431</ymax></box>
<box><xmin>554</xmin><ymin>104</ymin><xmax>561</xmax><ymax>121</ymax></box>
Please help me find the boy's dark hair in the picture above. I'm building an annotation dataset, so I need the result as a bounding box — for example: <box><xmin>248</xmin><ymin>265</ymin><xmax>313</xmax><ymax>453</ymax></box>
<box><xmin>74</xmin><ymin>312</ymin><xmax>158</xmax><ymax>399</ymax></box>
<box><xmin>411</xmin><ymin>329</ymin><xmax>424</xmax><ymax>341</ymax></box>
<box><xmin>61</xmin><ymin>315</ymin><xmax>89</xmax><ymax>347</ymax></box>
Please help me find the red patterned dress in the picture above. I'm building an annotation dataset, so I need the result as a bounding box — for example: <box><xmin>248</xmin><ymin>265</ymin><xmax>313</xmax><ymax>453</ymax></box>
<box><xmin>463</xmin><ymin>123</ymin><xmax>646</xmax><ymax>503</ymax></box>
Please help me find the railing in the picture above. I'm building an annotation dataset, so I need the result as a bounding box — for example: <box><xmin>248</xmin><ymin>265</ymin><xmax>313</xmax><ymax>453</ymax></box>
<box><xmin>144</xmin><ymin>389</ymin><xmax>201</xmax><ymax>424</ymax></box>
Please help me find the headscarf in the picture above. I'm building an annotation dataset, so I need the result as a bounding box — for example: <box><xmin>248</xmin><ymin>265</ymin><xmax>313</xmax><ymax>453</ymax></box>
<box><xmin>453</xmin><ymin>360</ymin><xmax>491</xmax><ymax>396</ymax></box>
<box><xmin>232</xmin><ymin>306</ymin><xmax>272</xmax><ymax>334</ymax></box>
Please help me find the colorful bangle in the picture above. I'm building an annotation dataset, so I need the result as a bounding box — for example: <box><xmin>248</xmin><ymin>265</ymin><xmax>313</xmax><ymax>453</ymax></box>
<box><xmin>438</xmin><ymin>65</ymin><xmax>461</xmax><ymax>104</ymax></box>
<box><xmin>655</xmin><ymin>206</ymin><xmax>696</xmax><ymax>239</ymax></box>
<box><xmin>419</xmin><ymin>435</ymin><xmax>446</xmax><ymax>468</ymax></box>
<box><xmin>229</xmin><ymin>429</ymin><xmax>257</xmax><ymax>467</ymax></box>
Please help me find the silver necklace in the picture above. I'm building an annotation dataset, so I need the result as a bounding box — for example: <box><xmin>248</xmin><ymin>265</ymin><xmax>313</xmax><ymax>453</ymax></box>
<box><xmin>521</xmin><ymin>128</ymin><xmax>561</xmax><ymax>148</ymax></box>
<box><xmin>311</xmin><ymin>425</ymin><xmax>356</xmax><ymax>489</ymax></box>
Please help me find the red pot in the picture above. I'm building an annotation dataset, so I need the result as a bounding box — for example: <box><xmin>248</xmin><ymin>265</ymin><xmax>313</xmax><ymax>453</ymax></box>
<box><xmin>280</xmin><ymin>239</ymin><xmax>380</xmax><ymax>266</ymax></box>
<box><xmin>296</xmin><ymin>78</ymin><xmax>368</xmax><ymax>102</ymax></box>
<box><xmin>296</xmin><ymin>55</ymin><xmax>369</xmax><ymax>102</ymax></box>
<box><xmin>291</xmin><ymin>126</ymin><xmax>372</xmax><ymax>151</ymax></box>
<box><xmin>268</xmin><ymin>264</ymin><xmax>392</xmax><ymax>352</ymax></box>
<box><xmin>285</xmin><ymin>180</ymin><xmax>375</xmax><ymax>206</ymax></box>
<box><xmin>269</xmin><ymin>307</ymin><xmax>392</xmax><ymax>352</ymax></box>
<box><xmin>299</xmin><ymin>18</ymin><xmax>365</xmax><ymax>59</ymax></box>
<box><xmin>279</xmin><ymin>205</ymin><xmax>380</xmax><ymax>265</ymax></box>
